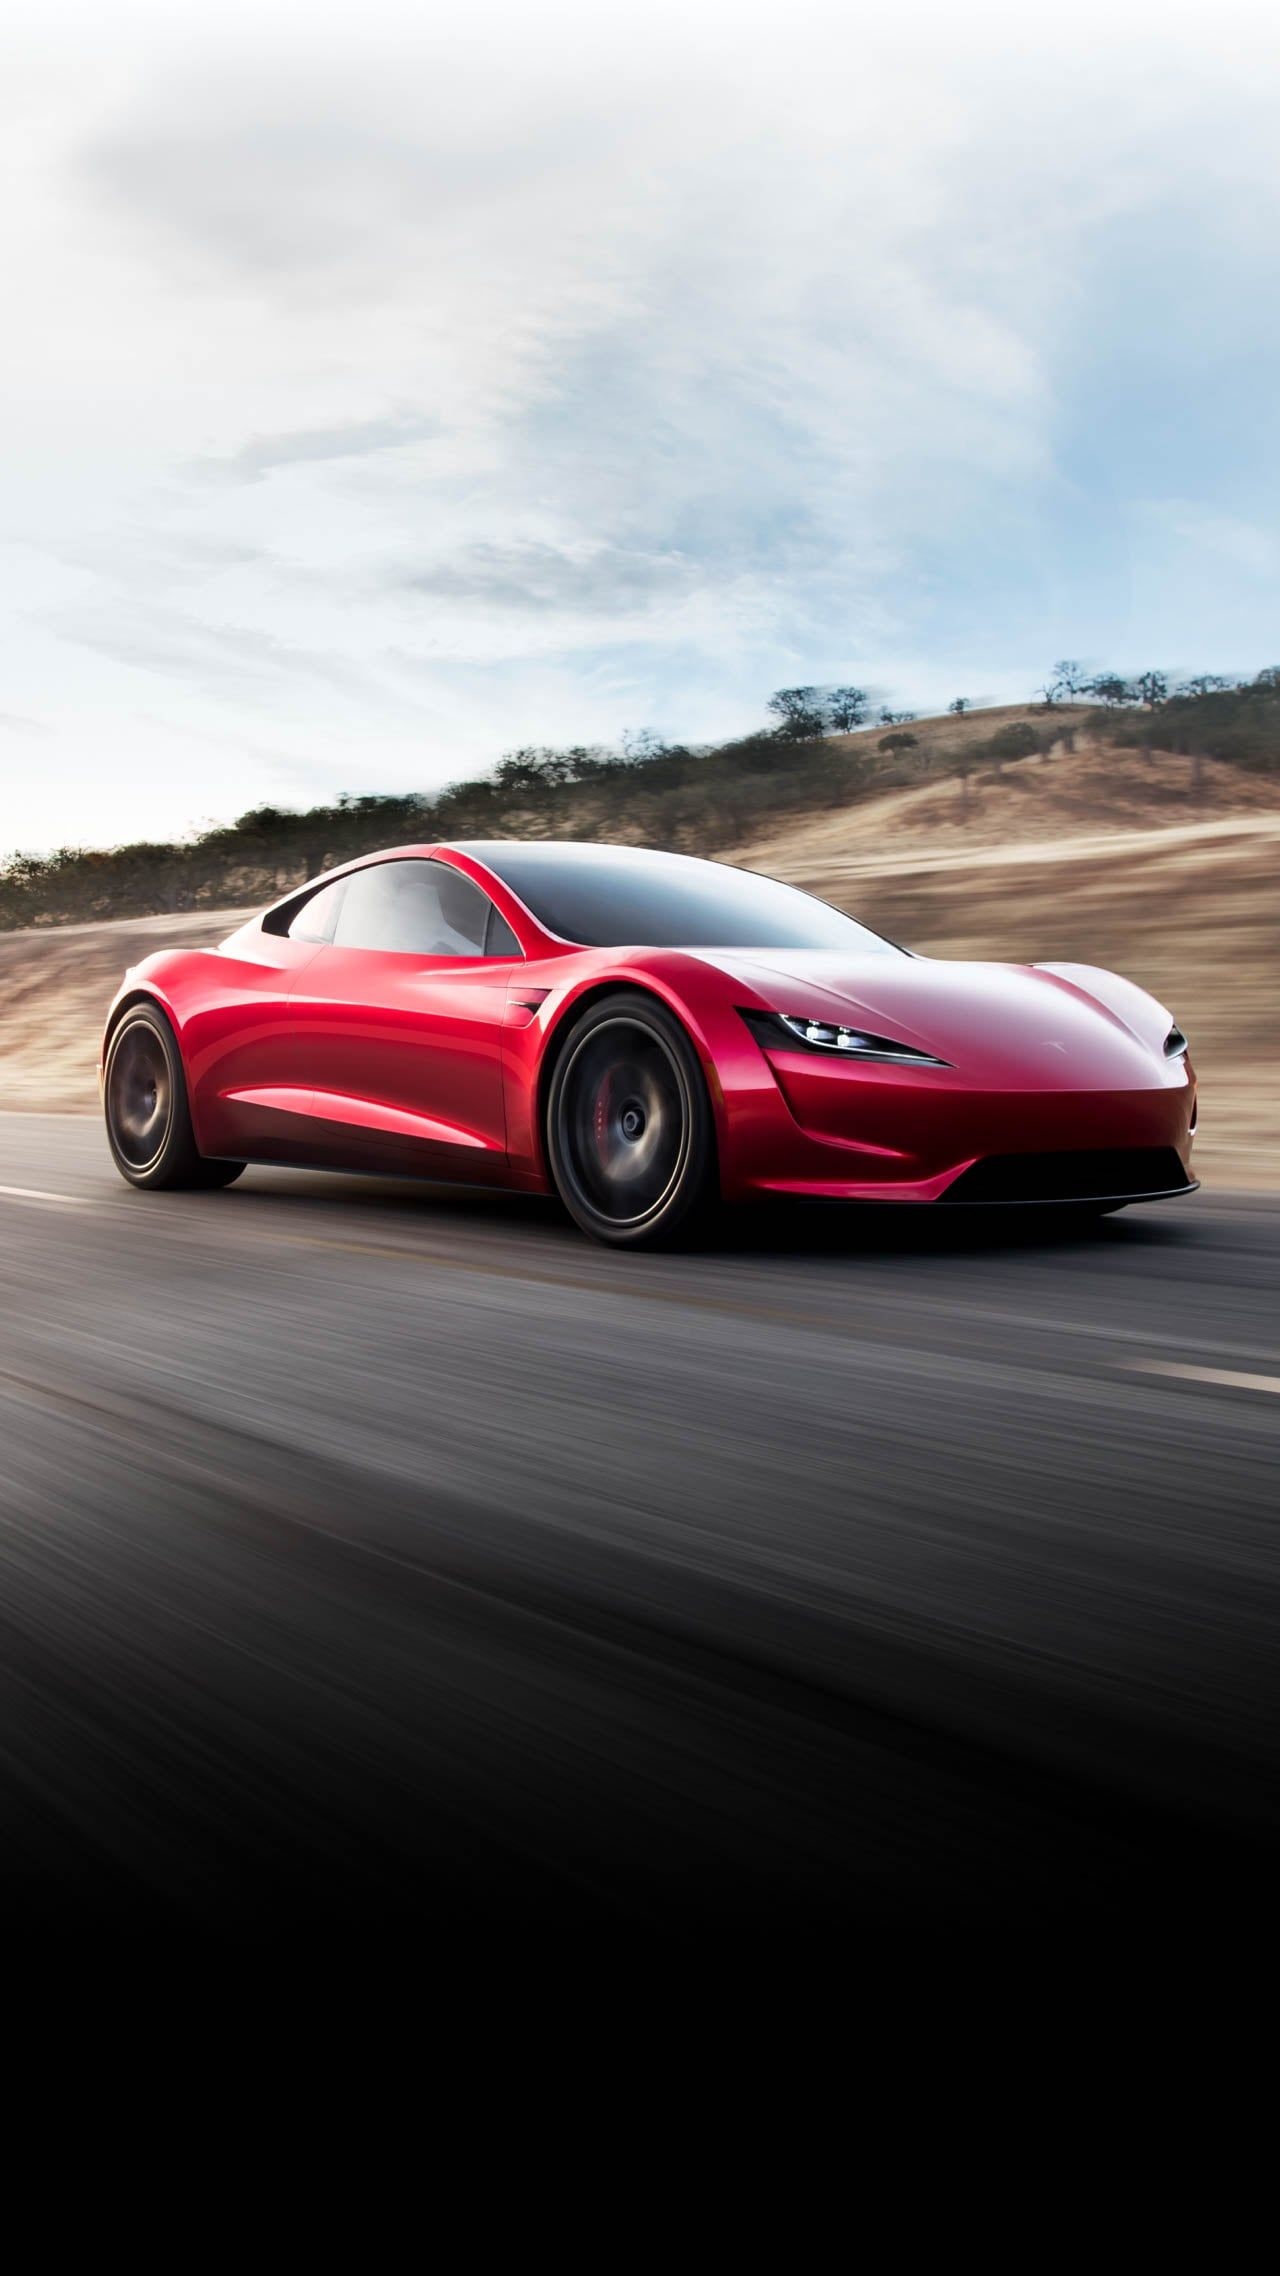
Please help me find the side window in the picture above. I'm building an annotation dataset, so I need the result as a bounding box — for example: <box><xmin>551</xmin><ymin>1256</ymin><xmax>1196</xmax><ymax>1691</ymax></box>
<box><xmin>331</xmin><ymin>860</ymin><xmax>518</xmax><ymax>958</ymax></box>
<box><xmin>485</xmin><ymin>904</ymin><xmax>521</xmax><ymax>958</ymax></box>
<box><xmin>286</xmin><ymin>877</ymin><xmax>347</xmax><ymax>942</ymax></box>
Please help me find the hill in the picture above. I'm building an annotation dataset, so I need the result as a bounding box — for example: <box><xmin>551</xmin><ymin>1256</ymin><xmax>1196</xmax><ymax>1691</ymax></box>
<box><xmin>0</xmin><ymin>700</ymin><xmax>1075</xmax><ymax>931</ymax></box>
<box><xmin>729</xmin><ymin>734</ymin><xmax>1280</xmax><ymax>870</ymax></box>
<box><xmin>4</xmin><ymin>675</ymin><xmax>1278</xmax><ymax>932</ymax></box>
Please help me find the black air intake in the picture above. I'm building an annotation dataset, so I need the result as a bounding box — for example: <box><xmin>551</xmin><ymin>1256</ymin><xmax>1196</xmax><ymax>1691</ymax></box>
<box><xmin>941</xmin><ymin>1148</ymin><xmax>1193</xmax><ymax>1205</ymax></box>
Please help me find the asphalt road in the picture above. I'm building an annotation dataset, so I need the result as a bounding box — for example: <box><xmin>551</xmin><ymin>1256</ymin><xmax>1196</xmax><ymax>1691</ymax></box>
<box><xmin>1</xmin><ymin>1110</ymin><xmax>1277</xmax><ymax>1945</ymax></box>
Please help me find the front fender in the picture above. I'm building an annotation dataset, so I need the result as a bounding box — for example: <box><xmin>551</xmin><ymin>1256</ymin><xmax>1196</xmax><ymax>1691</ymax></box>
<box><xmin>501</xmin><ymin>951</ymin><xmax>768</xmax><ymax>1193</ymax></box>
<box><xmin>1032</xmin><ymin>961</ymin><xmax>1176</xmax><ymax>1056</ymax></box>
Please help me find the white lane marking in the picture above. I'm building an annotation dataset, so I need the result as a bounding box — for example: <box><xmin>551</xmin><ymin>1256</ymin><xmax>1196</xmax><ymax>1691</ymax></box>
<box><xmin>1124</xmin><ymin>1360</ymin><xmax>1280</xmax><ymax>1395</ymax></box>
<box><xmin>885</xmin><ymin>1301</ymin><xmax>1280</xmax><ymax>1369</ymax></box>
<box><xmin>0</xmin><ymin>1183</ymin><xmax>91</xmax><ymax>1207</ymax></box>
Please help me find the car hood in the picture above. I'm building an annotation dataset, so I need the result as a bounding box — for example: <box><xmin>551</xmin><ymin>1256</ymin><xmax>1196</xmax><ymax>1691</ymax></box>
<box><xmin>693</xmin><ymin>949</ymin><xmax>1177</xmax><ymax>1087</ymax></box>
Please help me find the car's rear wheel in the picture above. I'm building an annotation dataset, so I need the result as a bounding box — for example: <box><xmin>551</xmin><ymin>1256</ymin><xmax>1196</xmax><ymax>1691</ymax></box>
<box><xmin>104</xmin><ymin>1003</ymin><xmax>244</xmax><ymax>1191</ymax></box>
<box><xmin>546</xmin><ymin>992</ymin><xmax>717</xmax><ymax>1247</ymax></box>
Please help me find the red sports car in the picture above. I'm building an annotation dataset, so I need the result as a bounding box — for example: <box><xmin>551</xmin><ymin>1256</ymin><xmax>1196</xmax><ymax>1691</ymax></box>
<box><xmin>101</xmin><ymin>839</ymin><xmax>1197</xmax><ymax>1246</ymax></box>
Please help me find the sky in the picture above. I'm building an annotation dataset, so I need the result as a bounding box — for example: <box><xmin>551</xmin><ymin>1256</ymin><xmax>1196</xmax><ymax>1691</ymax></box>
<box><xmin>2</xmin><ymin>0</ymin><xmax>1279</xmax><ymax>857</ymax></box>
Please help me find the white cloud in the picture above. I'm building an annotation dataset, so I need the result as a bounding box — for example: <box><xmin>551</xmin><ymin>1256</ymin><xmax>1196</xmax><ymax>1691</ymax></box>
<box><xmin>189</xmin><ymin>414</ymin><xmax>440</xmax><ymax>485</ymax></box>
<box><xmin>1</xmin><ymin>0</ymin><xmax>1279</xmax><ymax>852</ymax></box>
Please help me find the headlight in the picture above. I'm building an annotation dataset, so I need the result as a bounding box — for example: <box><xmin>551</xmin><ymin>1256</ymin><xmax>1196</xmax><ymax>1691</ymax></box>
<box><xmin>1164</xmin><ymin>1025</ymin><xmax>1188</xmax><ymax>1058</ymax></box>
<box><xmin>740</xmin><ymin>1009</ymin><xmax>949</xmax><ymax>1066</ymax></box>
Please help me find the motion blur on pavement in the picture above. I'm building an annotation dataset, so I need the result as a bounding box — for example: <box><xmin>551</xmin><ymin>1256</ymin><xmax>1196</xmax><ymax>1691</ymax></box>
<box><xmin>0</xmin><ymin>1110</ymin><xmax>1277</xmax><ymax>1946</ymax></box>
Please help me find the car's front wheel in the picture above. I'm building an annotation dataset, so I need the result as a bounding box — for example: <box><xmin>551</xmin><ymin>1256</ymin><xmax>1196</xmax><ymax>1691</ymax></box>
<box><xmin>546</xmin><ymin>992</ymin><xmax>717</xmax><ymax>1247</ymax></box>
<box><xmin>104</xmin><ymin>1003</ymin><xmax>244</xmax><ymax>1191</ymax></box>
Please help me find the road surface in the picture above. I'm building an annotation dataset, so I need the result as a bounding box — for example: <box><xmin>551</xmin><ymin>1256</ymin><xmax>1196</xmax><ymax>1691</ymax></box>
<box><xmin>1</xmin><ymin>1112</ymin><xmax>1276</xmax><ymax>1942</ymax></box>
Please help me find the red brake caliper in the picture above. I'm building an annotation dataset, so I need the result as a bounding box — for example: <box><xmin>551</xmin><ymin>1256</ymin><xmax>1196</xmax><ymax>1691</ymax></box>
<box><xmin>593</xmin><ymin>1074</ymin><xmax>611</xmax><ymax>1155</ymax></box>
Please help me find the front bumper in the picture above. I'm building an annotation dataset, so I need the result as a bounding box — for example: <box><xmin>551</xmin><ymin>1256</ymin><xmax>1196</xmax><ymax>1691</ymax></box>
<box><xmin>719</xmin><ymin>1046</ymin><xmax>1197</xmax><ymax>1205</ymax></box>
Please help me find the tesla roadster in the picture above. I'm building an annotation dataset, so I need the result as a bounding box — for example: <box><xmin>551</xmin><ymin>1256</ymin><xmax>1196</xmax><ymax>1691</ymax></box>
<box><xmin>101</xmin><ymin>839</ymin><xmax>1197</xmax><ymax>1246</ymax></box>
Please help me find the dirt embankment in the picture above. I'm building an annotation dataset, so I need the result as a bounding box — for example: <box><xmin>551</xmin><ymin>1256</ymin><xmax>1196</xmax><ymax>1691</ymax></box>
<box><xmin>2</xmin><ymin>743</ymin><xmax>1277</xmax><ymax>1190</ymax></box>
<box><xmin>0</xmin><ymin>908</ymin><xmax>253</xmax><ymax>1112</ymax></box>
<box><xmin>734</xmin><ymin>736</ymin><xmax>1280</xmax><ymax>868</ymax></box>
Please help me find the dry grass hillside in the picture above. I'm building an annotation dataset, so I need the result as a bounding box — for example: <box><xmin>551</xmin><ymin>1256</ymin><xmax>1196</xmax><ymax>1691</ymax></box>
<box><xmin>2</xmin><ymin>729</ymin><xmax>1276</xmax><ymax>1190</ymax></box>
<box><xmin>0</xmin><ymin>907</ymin><xmax>254</xmax><ymax>1112</ymax></box>
<box><xmin>747</xmin><ymin>733</ymin><xmax>1280</xmax><ymax>864</ymax></box>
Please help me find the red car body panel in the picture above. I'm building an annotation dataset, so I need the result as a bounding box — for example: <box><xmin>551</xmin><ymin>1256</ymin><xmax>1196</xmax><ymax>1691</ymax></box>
<box><xmin>141</xmin><ymin>930</ymin><xmax>322</xmax><ymax>1165</ymax></box>
<box><xmin>289</xmin><ymin>942</ymin><xmax>514</xmax><ymax>1174</ymax></box>
<box><xmin>101</xmin><ymin>842</ymin><xmax>1197</xmax><ymax>1207</ymax></box>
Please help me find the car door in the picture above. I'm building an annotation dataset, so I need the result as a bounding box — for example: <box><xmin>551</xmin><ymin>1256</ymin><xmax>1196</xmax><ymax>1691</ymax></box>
<box><xmin>288</xmin><ymin>856</ymin><xmax>521</xmax><ymax>1179</ymax></box>
<box><xmin>184</xmin><ymin>898</ymin><xmax>335</xmax><ymax>1162</ymax></box>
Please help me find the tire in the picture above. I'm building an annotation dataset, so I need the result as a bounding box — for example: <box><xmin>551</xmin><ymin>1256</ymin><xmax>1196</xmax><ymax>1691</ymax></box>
<box><xmin>104</xmin><ymin>1003</ymin><xmax>245</xmax><ymax>1192</ymax></box>
<box><xmin>546</xmin><ymin>992</ymin><xmax>717</xmax><ymax>1248</ymax></box>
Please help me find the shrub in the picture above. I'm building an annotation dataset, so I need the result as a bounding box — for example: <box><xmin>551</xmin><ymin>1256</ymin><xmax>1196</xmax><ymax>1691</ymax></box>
<box><xmin>987</xmin><ymin>722</ymin><xmax>1039</xmax><ymax>760</ymax></box>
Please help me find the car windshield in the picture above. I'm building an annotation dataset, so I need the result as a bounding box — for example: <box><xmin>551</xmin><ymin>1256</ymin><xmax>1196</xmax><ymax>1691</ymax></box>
<box><xmin>454</xmin><ymin>843</ymin><xmax>903</xmax><ymax>954</ymax></box>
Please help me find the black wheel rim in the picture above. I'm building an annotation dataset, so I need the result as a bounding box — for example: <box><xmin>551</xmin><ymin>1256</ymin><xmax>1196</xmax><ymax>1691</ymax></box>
<box><xmin>558</xmin><ymin>1018</ymin><xmax>690</xmax><ymax>1227</ymax></box>
<box><xmin>108</xmin><ymin>1023</ymin><xmax>173</xmax><ymax>1170</ymax></box>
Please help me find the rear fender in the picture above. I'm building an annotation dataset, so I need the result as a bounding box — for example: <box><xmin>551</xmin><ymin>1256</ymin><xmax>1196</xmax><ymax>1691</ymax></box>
<box><xmin>100</xmin><ymin>958</ymin><xmax>187</xmax><ymax>1083</ymax></box>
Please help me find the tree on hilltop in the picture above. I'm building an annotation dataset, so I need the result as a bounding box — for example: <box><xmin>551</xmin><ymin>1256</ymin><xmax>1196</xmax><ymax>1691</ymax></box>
<box><xmin>766</xmin><ymin>686</ymin><xmax>827</xmax><ymax>740</ymax></box>
<box><xmin>621</xmin><ymin>727</ymin><xmax>666</xmax><ymax>763</ymax></box>
<box><xmin>1087</xmin><ymin>674</ymin><xmax>1136</xmax><ymax>707</ymax></box>
<box><xmin>827</xmin><ymin>686</ymin><xmax>870</xmax><ymax>732</ymax></box>
<box><xmin>496</xmin><ymin>748</ymin><xmax>555</xmax><ymax>793</ymax></box>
